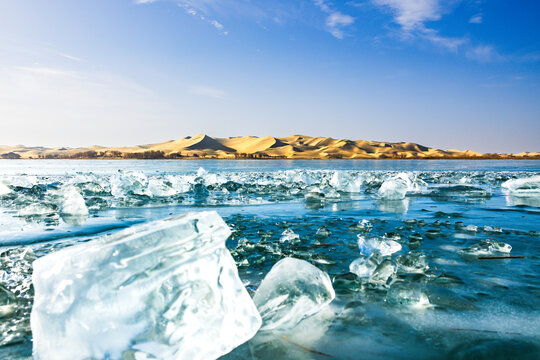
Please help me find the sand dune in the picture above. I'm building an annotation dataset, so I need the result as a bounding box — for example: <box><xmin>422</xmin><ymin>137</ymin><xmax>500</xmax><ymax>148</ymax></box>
<box><xmin>0</xmin><ymin>135</ymin><xmax>538</xmax><ymax>159</ymax></box>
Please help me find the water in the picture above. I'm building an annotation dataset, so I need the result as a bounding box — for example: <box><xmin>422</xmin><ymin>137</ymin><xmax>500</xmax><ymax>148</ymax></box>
<box><xmin>1</xmin><ymin>160</ymin><xmax>540</xmax><ymax>359</ymax></box>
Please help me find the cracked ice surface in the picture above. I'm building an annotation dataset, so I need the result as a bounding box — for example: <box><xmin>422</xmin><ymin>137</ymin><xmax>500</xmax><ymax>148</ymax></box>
<box><xmin>31</xmin><ymin>211</ymin><xmax>261</xmax><ymax>360</ymax></box>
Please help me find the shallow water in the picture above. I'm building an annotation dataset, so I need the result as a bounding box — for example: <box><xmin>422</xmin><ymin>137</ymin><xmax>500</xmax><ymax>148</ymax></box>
<box><xmin>1</xmin><ymin>160</ymin><xmax>539</xmax><ymax>359</ymax></box>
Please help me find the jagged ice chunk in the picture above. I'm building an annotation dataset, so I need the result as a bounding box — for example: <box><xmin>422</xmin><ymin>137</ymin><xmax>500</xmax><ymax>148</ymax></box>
<box><xmin>253</xmin><ymin>257</ymin><xmax>335</xmax><ymax>331</ymax></box>
<box><xmin>31</xmin><ymin>211</ymin><xmax>261</xmax><ymax>360</ymax></box>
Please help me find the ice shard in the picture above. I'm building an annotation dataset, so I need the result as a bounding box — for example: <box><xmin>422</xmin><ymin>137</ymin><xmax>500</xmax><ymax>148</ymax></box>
<box><xmin>357</xmin><ymin>235</ymin><xmax>402</xmax><ymax>256</ymax></box>
<box><xmin>31</xmin><ymin>211</ymin><xmax>262</xmax><ymax>360</ymax></box>
<box><xmin>349</xmin><ymin>252</ymin><xmax>382</xmax><ymax>278</ymax></box>
<box><xmin>253</xmin><ymin>257</ymin><xmax>335</xmax><ymax>331</ymax></box>
<box><xmin>59</xmin><ymin>186</ymin><xmax>88</xmax><ymax>216</ymax></box>
<box><xmin>378</xmin><ymin>173</ymin><xmax>413</xmax><ymax>200</ymax></box>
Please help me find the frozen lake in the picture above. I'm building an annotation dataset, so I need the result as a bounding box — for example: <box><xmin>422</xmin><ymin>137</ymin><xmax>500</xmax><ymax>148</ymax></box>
<box><xmin>1</xmin><ymin>159</ymin><xmax>539</xmax><ymax>359</ymax></box>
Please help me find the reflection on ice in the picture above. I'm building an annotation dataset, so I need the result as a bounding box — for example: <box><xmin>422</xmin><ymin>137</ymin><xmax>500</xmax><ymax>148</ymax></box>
<box><xmin>506</xmin><ymin>195</ymin><xmax>540</xmax><ymax>208</ymax></box>
<box><xmin>247</xmin><ymin>306</ymin><xmax>335</xmax><ymax>360</ymax></box>
<box><xmin>377</xmin><ymin>198</ymin><xmax>410</xmax><ymax>213</ymax></box>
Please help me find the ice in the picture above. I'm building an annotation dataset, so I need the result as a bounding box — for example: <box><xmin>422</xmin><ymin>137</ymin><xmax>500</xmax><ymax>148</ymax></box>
<box><xmin>483</xmin><ymin>225</ymin><xmax>502</xmax><ymax>233</ymax></box>
<box><xmin>349</xmin><ymin>252</ymin><xmax>382</xmax><ymax>278</ymax></box>
<box><xmin>0</xmin><ymin>248</ymin><xmax>35</xmax><ymax>347</ymax></box>
<box><xmin>31</xmin><ymin>211</ymin><xmax>262</xmax><ymax>360</ymax></box>
<box><xmin>458</xmin><ymin>239</ymin><xmax>512</xmax><ymax>257</ymax></box>
<box><xmin>370</xmin><ymin>259</ymin><xmax>396</xmax><ymax>285</ymax></box>
<box><xmin>358</xmin><ymin>219</ymin><xmax>372</xmax><ymax>231</ymax></box>
<box><xmin>448</xmin><ymin>339</ymin><xmax>540</xmax><ymax>360</ymax></box>
<box><xmin>59</xmin><ymin>186</ymin><xmax>88</xmax><ymax>216</ymax></box>
<box><xmin>110</xmin><ymin>171</ymin><xmax>149</xmax><ymax>198</ymax></box>
<box><xmin>395</xmin><ymin>252</ymin><xmax>429</xmax><ymax>274</ymax></box>
<box><xmin>279</xmin><ymin>229</ymin><xmax>300</xmax><ymax>244</ymax></box>
<box><xmin>18</xmin><ymin>203</ymin><xmax>57</xmax><ymax>217</ymax></box>
<box><xmin>253</xmin><ymin>257</ymin><xmax>335</xmax><ymax>330</ymax></box>
<box><xmin>315</xmin><ymin>226</ymin><xmax>331</xmax><ymax>238</ymax></box>
<box><xmin>147</xmin><ymin>178</ymin><xmax>178</xmax><ymax>197</ymax></box>
<box><xmin>196</xmin><ymin>167</ymin><xmax>207</xmax><ymax>177</ymax></box>
<box><xmin>304</xmin><ymin>187</ymin><xmax>324</xmax><ymax>204</ymax></box>
<box><xmin>502</xmin><ymin>175</ymin><xmax>540</xmax><ymax>196</ymax></box>
<box><xmin>378</xmin><ymin>173</ymin><xmax>416</xmax><ymax>200</ymax></box>
<box><xmin>357</xmin><ymin>235</ymin><xmax>402</xmax><ymax>256</ymax></box>
<box><xmin>330</xmin><ymin>171</ymin><xmax>361</xmax><ymax>193</ymax></box>
<box><xmin>0</xmin><ymin>182</ymin><xmax>11</xmax><ymax>196</ymax></box>
<box><xmin>386</xmin><ymin>282</ymin><xmax>430</xmax><ymax>308</ymax></box>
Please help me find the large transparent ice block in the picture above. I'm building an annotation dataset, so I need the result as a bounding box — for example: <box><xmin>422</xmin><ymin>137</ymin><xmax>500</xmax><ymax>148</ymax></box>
<box><xmin>31</xmin><ymin>211</ymin><xmax>261</xmax><ymax>360</ymax></box>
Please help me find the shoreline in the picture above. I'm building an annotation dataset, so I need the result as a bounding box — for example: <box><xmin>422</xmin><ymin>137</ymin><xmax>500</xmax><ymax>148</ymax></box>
<box><xmin>2</xmin><ymin>134</ymin><xmax>538</xmax><ymax>161</ymax></box>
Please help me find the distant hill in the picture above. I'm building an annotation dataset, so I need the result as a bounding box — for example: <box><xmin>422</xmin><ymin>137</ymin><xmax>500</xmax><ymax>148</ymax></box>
<box><xmin>1</xmin><ymin>134</ymin><xmax>539</xmax><ymax>159</ymax></box>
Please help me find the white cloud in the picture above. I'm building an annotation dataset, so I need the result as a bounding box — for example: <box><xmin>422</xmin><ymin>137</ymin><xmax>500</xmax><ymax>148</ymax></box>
<box><xmin>326</xmin><ymin>12</ymin><xmax>355</xmax><ymax>39</ymax></box>
<box><xmin>469</xmin><ymin>14</ymin><xmax>482</xmax><ymax>24</ymax></box>
<box><xmin>371</xmin><ymin>0</ymin><xmax>470</xmax><ymax>53</ymax></box>
<box><xmin>188</xmin><ymin>85</ymin><xmax>225</xmax><ymax>99</ymax></box>
<box><xmin>372</xmin><ymin>0</ymin><xmax>442</xmax><ymax>31</ymax></box>
<box><xmin>314</xmin><ymin>0</ymin><xmax>355</xmax><ymax>39</ymax></box>
<box><xmin>179</xmin><ymin>4</ymin><xmax>228</xmax><ymax>35</ymax></box>
<box><xmin>466</xmin><ymin>45</ymin><xmax>500</xmax><ymax>63</ymax></box>
<box><xmin>210</xmin><ymin>19</ymin><xmax>227</xmax><ymax>34</ymax></box>
<box><xmin>134</xmin><ymin>0</ymin><xmax>157</xmax><ymax>4</ymax></box>
<box><xmin>420</xmin><ymin>28</ymin><xmax>466</xmax><ymax>52</ymax></box>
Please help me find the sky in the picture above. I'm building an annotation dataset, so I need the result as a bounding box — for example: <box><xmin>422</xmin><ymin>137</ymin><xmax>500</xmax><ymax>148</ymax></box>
<box><xmin>0</xmin><ymin>0</ymin><xmax>539</xmax><ymax>153</ymax></box>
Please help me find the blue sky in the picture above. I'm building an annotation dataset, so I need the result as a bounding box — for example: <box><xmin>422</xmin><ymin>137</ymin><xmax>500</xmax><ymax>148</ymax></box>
<box><xmin>0</xmin><ymin>0</ymin><xmax>539</xmax><ymax>152</ymax></box>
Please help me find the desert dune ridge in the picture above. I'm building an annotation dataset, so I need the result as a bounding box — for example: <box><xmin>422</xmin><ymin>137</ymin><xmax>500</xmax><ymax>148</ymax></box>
<box><xmin>1</xmin><ymin>134</ymin><xmax>538</xmax><ymax>159</ymax></box>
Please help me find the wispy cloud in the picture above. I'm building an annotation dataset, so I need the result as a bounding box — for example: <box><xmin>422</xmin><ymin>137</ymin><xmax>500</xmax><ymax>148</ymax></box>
<box><xmin>188</xmin><ymin>85</ymin><xmax>225</xmax><ymax>99</ymax></box>
<box><xmin>314</xmin><ymin>0</ymin><xmax>355</xmax><ymax>39</ymax></box>
<box><xmin>469</xmin><ymin>14</ymin><xmax>482</xmax><ymax>24</ymax></box>
<box><xmin>0</xmin><ymin>65</ymin><xmax>163</xmax><ymax>147</ymax></box>
<box><xmin>135</xmin><ymin>0</ymin><xmax>228</xmax><ymax>34</ymax></box>
<box><xmin>15</xmin><ymin>66</ymin><xmax>79</xmax><ymax>77</ymax></box>
<box><xmin>58</xmin><ymin>52</ymin><xmax>82</xmax><ymax>62</ymax></box>
<box><xmin>369</xmin><ymin>0</ymin><xmax>504</xmax><ymax>61</ymax></box>
<box><xmin>419</xmin><ymin>27</ymin><xmax>466</xmax><ymax>52</ymax></box>
<box><xmin>371</xmin><ymin>0</ymin><xmax>466</xmax><ymax>51</ymax></box>
<box><xmin>466</xmin><ymin>45</ymin><xmax>501</xmax><ymax>63</ymax></box>
<box><xmin>179</xmin><ymin>3</ymin><xmax>229</xmax><ymax>35</ymax></box>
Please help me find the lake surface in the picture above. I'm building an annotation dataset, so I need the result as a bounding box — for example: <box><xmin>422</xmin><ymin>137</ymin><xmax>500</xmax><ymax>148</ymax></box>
<box><xmin>1</xmin><ymin>160</ymin><xmax>540</xmax><ymax>359</ymax></box>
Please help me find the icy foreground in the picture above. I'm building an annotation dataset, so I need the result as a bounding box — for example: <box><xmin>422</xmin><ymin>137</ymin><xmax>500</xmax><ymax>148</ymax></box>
<box><xmin>31</xmin><ymin>211</ymin><xmax>262</xmax><ymax>360</ymax></box>
<box><xmin>253</xmin><ymin>257</ymin><xmax>335</xmax><ymax>330</ymax></box>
